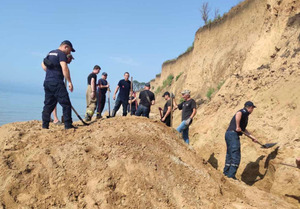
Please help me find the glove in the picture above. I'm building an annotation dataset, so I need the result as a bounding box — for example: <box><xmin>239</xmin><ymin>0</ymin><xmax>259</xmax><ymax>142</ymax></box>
<box><xmin>185</xmin><ymin>118</ymin><xmax>192</xmax><ymax>126</ymax></box>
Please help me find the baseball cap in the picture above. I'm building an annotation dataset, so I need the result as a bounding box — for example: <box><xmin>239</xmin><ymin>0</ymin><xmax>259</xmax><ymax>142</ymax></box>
<box><xmin>244</xmin><ymin>101</ymin><xmax>256</xmax><ymax>108</ymax></box>
<box><xmin>145</xmin><ymin>83</ymin><xmax>150</xmax><ymax>87</ymax></box>
<box><xmin>102</xmin><ymin>72</ymin><xmax>108</xmax><ymax>76</ymax></box>
<box><xmin>67</xmin><ymin>54</ymin><xmax>74</xmax><ymax>60</ymax></box>
<box><xmin>61</xmin><ymin>40</ymin><xmax>75</xmax><ymax>52</ymax></box>
<box><xmin>162</xmin><ymin>92</ymin><xmax>170</xmax><ymax>97</ymax></box>
<box><xmin>181</xmin><ymin>90</ymin><xmax>191</xmax><ymax>95</ymax></box>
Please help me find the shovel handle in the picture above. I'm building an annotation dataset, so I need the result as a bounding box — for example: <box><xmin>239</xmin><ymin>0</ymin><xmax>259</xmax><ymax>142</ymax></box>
<box><xmin>241</xmin><ymin>131</ymin><xmax>264</xmax><ymax>146</ymax></box>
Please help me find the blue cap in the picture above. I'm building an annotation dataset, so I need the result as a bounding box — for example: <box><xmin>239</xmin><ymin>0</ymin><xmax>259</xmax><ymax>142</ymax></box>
<box><xmin>61</xmin><ymin>40</ymin><xmax>75</xmax><ymax>52</ymax></box>
<box><xmin>244</xmin><ymin>101</ymin><xmax>256</xmax><ymax>108</ymax></box>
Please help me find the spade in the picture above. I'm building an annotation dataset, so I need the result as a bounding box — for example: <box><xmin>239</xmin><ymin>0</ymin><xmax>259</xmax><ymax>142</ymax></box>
<box><xmin>242</xmin><ymin>131</ymin><xmax>277</xmax><ymax>149</ymax></box>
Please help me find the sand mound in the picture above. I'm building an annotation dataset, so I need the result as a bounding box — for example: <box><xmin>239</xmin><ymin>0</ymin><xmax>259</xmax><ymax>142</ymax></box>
<box><xmin>0</xmin><ymin>118</ymin><xmax>297</xmax><ymax>208</ymax></box>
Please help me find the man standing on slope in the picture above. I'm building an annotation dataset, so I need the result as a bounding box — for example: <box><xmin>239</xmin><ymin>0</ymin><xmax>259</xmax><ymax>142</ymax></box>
<box><xmin>223</xmin><ymin>101</ymin><xmax>258</xmax><ymax>180</ymax></box>
<box><xmin>112</xmin><ymin>72</ymin><xmax>131</xmax><ymax>117</ymax></box>
<box><xmin>173</xmin><ymin>90</ymin><xmax>197</xmax><ymax>144</ymax></box>
<box><xmin>136</xmin><ymin>83</ymin><xmax>155</xmax><ymax>118</ymax></box>
<box><xmin>41</xmin><ymin>40</ymin><xmax>75</xmax><ymax>130</ymax></box>
<box><xmin>160</xmin><ymin>91</ymin><xmax>172</xmax><ymax>127</ymax></box>
<box><xmin>96</xmin><ymin>72</ymin><xmax>109</xmax><ymax>119</ymax></box>
<box><xmin>85</xmin><ymin>65</ymin><xmax>101</xmax><ymax>121</ymax></box>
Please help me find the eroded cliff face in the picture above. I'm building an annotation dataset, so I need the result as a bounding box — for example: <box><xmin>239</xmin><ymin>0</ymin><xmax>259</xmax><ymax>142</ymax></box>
<box><xmin>150</xmin><ymin>0</ymin><xmax>300</xmax><ymax>204</ymax></box>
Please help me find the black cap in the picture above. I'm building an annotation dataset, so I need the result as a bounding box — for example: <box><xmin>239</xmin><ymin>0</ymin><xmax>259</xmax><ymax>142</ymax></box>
<box><xmin>94</xmin><ymin>65</ymin><xmax>101</xmax><ymax>70</ymax></box>
<box><xmin>102</xmin><ymin>72</ymin><xmax>107</xmax><ymax>76</ymax></box>
<box><xmin>162</xmin><ymin>91</ymin><xmax>170</xmax><ymax>97</ymax></box>
<box><xmin>61</xmin><ymin>40</ymin><xmax>75</xmax><ymax>52</ymax></box>
<box><xmin>145</xmin><ymin>83</ymin><xmax>150</xmax><ymax>87</ymax></box>
<box><xmin>244</xmin><ymin>101</ymin><xmax>256</xmax><ymax>108</ymax></box>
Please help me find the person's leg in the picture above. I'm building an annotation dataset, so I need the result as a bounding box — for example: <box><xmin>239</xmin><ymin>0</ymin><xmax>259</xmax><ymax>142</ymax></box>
<box><xmin>96</xmin><ymin>90</ymin><xmax>101</xmax><ymax>117</ymax></box>
<box><xmin>85</xmin><ymin>86</ymin><xmax>92</xmax><ymax>120</ymax></box>
<box><xmin>135</xmin><ymin>105</ymin><xmax>143</xmax><ymax>116</ymax></box>
<box><xmin>52</xmin><ymin>106</ymin><xmax>59</xmax><ymax>123</ymax></box>
<box><xmin>122</xmin><ymin>100</ymin><xmax>128</xmax><ymax>116</ymax></box>
<box><xmin>85</xmin><ymin>85</ymin><xmax>97</xmax><ymax>120</ymax></box>
<box><xmin>112</xmin><ymin>98</ymin><xmax>122</xmax><ymax>117</ymax></box>
<box><xmin>182</xmin><ymin>126</ymin><xmax>189</xmax><ymax>144</ymax></box>
<box><xmin>42</xmin><ymin>82</ymin><xmax>58</xmax><ymax>129</ymax></box>
<box><xmin>99</xmin><ymin>94</ymin><xmax>106</xmax><ymax>115</ymax></box>
<box><xmin>176</xmin><ymin>120</ymin><xmax>187</xmax><ymax>133</ymax></box>
<box><xmin>142</xmin><ymin>107</ymin><xmax>150</xmax><ymax>118</ymax></box>
<box><xmin>165</xmin><ymin>117</ymin><xmax>171</xmax><ymax>127</ymax></box>
<box><xmin>227</xmin><ymin>132</ymin><xmax>241</xmax><ymax>179</ymax></box>
<box><xmin>223</xmin><ymin>131</ymin><xmax>232</xmax><ymax>176</ymax></box>
<box><xmin>55</xmin><ymin>83</ymin><xmax>73</xmax><ymax>129</ymax></box>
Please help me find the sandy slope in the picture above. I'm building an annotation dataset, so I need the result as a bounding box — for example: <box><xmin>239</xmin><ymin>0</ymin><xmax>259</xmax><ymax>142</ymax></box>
<box><xmin>149</xmin><ymin>0</ymin><xmax>300</xmax><ymax>206</ymax></box>
<box><xmin>0</xmin><ymin>118</ymin><xmax>297</xmax><ymax>208</ymax></box>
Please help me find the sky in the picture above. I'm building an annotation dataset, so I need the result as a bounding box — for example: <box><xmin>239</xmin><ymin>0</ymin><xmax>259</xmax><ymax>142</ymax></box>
<box><xmin>0</xmin><ymin>0</ymin><xmax>242</xmax><ymax>97</ymax></box>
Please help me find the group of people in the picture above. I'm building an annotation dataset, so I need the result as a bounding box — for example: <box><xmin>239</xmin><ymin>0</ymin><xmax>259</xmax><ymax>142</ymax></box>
<box><xmin>41</xmin><ymin>40</ymin><xmax>299</xmax><ymax>182</ymax></box>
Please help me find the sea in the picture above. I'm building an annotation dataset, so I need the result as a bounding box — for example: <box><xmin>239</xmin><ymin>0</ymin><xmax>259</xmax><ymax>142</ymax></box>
<box><xmin>0</xmin><ymin>89</ymin><xmax>100</xmax><ymax>126</ymax></box>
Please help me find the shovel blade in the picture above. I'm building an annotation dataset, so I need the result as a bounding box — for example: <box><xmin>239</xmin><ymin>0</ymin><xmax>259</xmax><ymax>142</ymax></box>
<box><xmin>261</xmin><ymin>142</ymin><xmax>277</xmax><ymax>149</ymax></box>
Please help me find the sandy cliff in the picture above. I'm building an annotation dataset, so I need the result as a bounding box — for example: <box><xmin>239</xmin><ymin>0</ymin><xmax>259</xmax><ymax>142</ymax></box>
<box><xmin>150</xmin><ymin>0</ymin><xmax>300</xmax><ymax>205</ymax></box>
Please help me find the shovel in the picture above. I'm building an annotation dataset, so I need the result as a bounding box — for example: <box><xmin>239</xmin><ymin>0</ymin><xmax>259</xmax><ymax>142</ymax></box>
<box><xmin>158</xmin><ymin>107</ymin><xmax>163</xmax><ymax>120</ymax></box>
<box><xmin>107</xmin><ymin>88</ymin><xmax>111</xmax><ymax>118</ymax></box>
<box><xmin>242</xmin><ymin>131</ymin><xmax>277</xmax><ymax>149</ymax></box>
<box><xmin>279</xmin><ymin>162</ymin><xmax>300</xmax><ymax>169</ymax></box>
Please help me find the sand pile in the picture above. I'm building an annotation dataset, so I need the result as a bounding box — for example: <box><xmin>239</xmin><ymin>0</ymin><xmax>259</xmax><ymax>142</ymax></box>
<box><xmin>0</xmin><ymin>117</ymin><xmax>297</xmax><ymax>208</ymax></box>
<box><xmin>149</xmin><ymin>0</ymin><xmax>300</xmax><ymax>205</ymax></box>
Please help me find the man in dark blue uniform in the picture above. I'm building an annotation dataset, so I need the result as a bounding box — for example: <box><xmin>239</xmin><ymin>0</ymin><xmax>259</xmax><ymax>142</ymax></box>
<box><xmin>112</xmin><ymin>72</ymin><xmax>131</xmax><ymax>117</ymax></box>
<box><xmin>96</xmin><ymin>72</ymin><xmax>109</xmax><ymax>119</ymax></box>
<box><xmin>223</xmin><ymin>101</ymin><xmax>258</xmax><ymax>179</ymax></box>
<box><xmin>41</xmin><ymin>40</ymin><xmax>75</xmax><ymax>129</ymax></box>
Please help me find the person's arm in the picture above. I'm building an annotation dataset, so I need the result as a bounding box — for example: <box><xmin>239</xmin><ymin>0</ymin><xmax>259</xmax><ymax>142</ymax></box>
<box><xmin>244</xmin><ymin>129</ymin><xmax>258</xmax><ymax>143</ymax></box>
<box><xmin>235</xmin><ymin>111</ymin><xmax>242</xmax><ymax>132</ymax></box>
<box><xmin>113</xmin><ymin>86</ymin><xmax>120</xmax><ymax>100</ymax></box>
<box><xmin>190</xmin><ymin>108</ymin><xmax>197</xmax><ymax>119</ymax></box>
<box><xmin>99</xmin><ymin>81</ymin><xmax>110</xmax><ymax>89</ymax></box>
<box><xmin>41</xmin><ymin>61</ymin><xmax>47</xmax><ymax>71</ymax></box>
<box><xmin>162</xmin><ymin>106</ymin><xmax>171</xmax><ymax>121</ymax></box>
<box><xmin>91</xmin><ymin>77</ymin><xmax>96</xmax><ymax>99</ymax></box>
<box><xmin>60</xmin><ymin>61</ymin><xmax>73</xmax><ymax>92</ymax></box>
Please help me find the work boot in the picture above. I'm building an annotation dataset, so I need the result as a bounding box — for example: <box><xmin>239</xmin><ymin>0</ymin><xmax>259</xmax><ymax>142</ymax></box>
<box><xmin>111</xmin><ymin>110</ymin><xmax>116</xmax><ymax>117</ymax></box>
<box><xmin>85</xmin><ymin>114</ymin><xmax>91</xmax><ymax>121</ymax></box>
<box><xmin>65</xmin><ymin>125</ymin><xmax>77</xmax><ymax>130</ymax></box>
<box><xmin>96</xmin><ymin>113</ymin><xmax>102</xmax><ymax>119</ymax></box>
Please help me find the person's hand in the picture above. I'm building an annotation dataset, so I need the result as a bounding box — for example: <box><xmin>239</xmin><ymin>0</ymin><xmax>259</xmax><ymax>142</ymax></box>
<box><xmin>185</xmin><ymin>118</ymin><xmax>192</xmax><ymax>126</ymax></box>
<box><xmin>113</xmin><ymin>95</ymin><xmax>116</xmax><ymax>100</ymax></box>
<box><xmin>162</xmin><ymin>117</ymin><xmax>165</xmax><ymax>122</ymax></box>
<box><xmin>68</xmin><ymin>82</ymin><xmax>73</xmax><ymax>92</ymax></box>
<box><xmin>91</xmin><ymin>92</ymin><xmax>96</xmax><ymax>99</ymax></box>
<box><xmin>236</xmin><ymin>127</ymin><xmax>242</xmax><ymax>132</ymax></box>
<box><xmin>252</xmin><ymin>138</ymin><xmax>258</xmax><ymax>143</ymax></box>
<box><xmin>170</xmin><ymin>93</ymin><xmax>175</xmax><ymax>98</ymax></box>
<box><xmin>107</xmin><ymin>83</ymin><xmax>110</xmax><ymax>88</ymax></box>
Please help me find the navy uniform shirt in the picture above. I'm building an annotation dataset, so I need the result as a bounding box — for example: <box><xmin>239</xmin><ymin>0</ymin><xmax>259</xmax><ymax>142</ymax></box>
<box><xmin>44</xmin><ymin>49</ymin><xmax>67</xmax><ymax>83</ymax></box>
<box><xmin>98</xmin><ymin>79</ymin><xmax>108</xmax><ymax>95</ymax></box>
<box><xmin>227</xmin><ymin>108</ymin><xmax>250</xmax><ymax>135</ymax></box>
<box><xmin>117</xmin><ymin>79</ymin><xmax>131</xmax><ymax>101</ymax></box>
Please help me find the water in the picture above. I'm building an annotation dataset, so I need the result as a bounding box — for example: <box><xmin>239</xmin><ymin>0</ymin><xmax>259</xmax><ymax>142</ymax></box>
<box><xmin>0</xmin><ymin>90</ymin><xmax>93</xmax><ymax>126</ymax></box>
